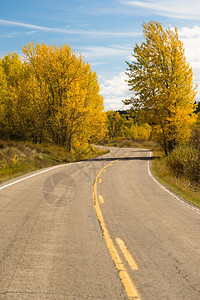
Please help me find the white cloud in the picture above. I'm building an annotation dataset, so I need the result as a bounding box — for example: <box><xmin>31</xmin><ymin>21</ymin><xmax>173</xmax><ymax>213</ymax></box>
<box><xmin>105</xmin><ymin>101</ymin><xmax>128</xmax><ymax>111</ymax></box>
<box><xmin>0</xmin><ymin>18</ymin><xmax>140</xmax><ymax>38</ymax></box>
<box><xmin>81</xmin><ymin>45</ymin><xmax>132</xmax><ymax>59</ymax></box>
<box><xmin>178</xmin><ymin>26</ymin><xmax>200</xmax><ymax>99</ymax></box>
<box><xmin>121</xmin><ymin>0</ymin><xmax>200</xmax><ymax>20</ymax></box>
<box><xmin>101</xmin><ymin>72</ymin><xmax>129</xmax><ymax>97</ymax></box>
<box><xmin>100</xmin><ymin>72</ymin><xmax>132</xmax><ymax>110</ymax></box>
<box><xmin>126</xmin><ymin>55</ymin><xmax>134</xmax><ymax>61</ymax></box>
<box><xmin>179</xmin><ymin>25</ymin><xmax>200</xmax><ymax>39</ymax></box>
<box><xmin>90</xmin><ymin>61</ymin><xmax>104</xmax><ymax>67</ymax></box>
<box><xmin>0</xmin><ymin>34</ymin><xmax>13</xmax><ymax>38</ymax></box>
<box><xmin>0</xmin><ymin>30</ymin><xmax>37</xmax><ymax>38</ymax></box>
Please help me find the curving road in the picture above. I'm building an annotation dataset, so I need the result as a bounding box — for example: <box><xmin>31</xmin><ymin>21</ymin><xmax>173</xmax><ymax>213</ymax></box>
<box><xmin>0</xmin><ymin>147</ymin><xmax>199</xmax><ymax>299</ymax></box>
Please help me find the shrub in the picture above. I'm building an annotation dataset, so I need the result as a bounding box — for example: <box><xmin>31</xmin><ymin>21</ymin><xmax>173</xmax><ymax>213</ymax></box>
<box><xmin>166</xmin><ymin>146</ymin><xmax>200</xmax><ymax>186</ymax></box>
<box><xmin>190</xmin><ymin>126</ymin><xmax>200</xmax><ymax>151</ymax></box>
<box><xmin>166</xmin><ymin>147</ymin><xmax>185</xmax><ymax>178</ymax></box>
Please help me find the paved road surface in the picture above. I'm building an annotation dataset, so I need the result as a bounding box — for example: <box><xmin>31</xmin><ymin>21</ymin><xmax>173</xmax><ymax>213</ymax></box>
<box><xmin>0</xmin><ymin>147</ymin><xmax>199</xmax><ymax>299</ymax></box>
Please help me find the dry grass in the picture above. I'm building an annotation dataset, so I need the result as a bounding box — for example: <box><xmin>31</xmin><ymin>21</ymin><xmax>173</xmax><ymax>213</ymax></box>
<box><xmin>152</xmin><ymin>148</ymin><xmax>200</xmax><ymax>209</ymax></box>
<box><xmin>0</xmin><ymin>140</ymin><xmax>109</xmax><ymax>183</ymax></box>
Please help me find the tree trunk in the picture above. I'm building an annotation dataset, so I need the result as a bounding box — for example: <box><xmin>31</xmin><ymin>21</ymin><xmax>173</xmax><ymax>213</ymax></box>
<box><xmin>163</xmin><ymin>137</ymin><xmax>168</xmax><ymax>156</ymax></box>
<box><xmin>66</xmin><ymin>134</ymin><xmax>72</xmax><ymax>152</ymax></box>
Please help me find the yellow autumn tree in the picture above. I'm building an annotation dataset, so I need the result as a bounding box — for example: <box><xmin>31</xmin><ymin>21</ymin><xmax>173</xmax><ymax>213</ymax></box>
<box><xmin>125</xmin><ymin>21</ymin><xmax>197</xmax><ymax>155</ymax></box>
<box><xmin>22</xmin><ymin>42</ymin><xmax>106</xmax><ymax>150</ymax></box>
<box><xmin>0</xmin><ymin>58</ymin><xmax>8</xmax><ymax>138</ymax></box>
<box><xmin>106</xmin><ymin>110</ymin><xmax>123</xmax><ymax>139</ymax></box>
<box><xmin>1</xmin><ymin>53</ymin><xmax>33</xmax><ymax>141</ymax></box>
<box><xmin>123</xmin><ymin>123</ymin><xmax>151</xmax><ymax>140</ymax></box>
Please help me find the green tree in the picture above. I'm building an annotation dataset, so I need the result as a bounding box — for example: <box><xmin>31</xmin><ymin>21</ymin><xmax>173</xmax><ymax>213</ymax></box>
<box><xmin>125</xmin><ymin>21</ymin><xmax>197</xmax><ymax>155</ymax></box>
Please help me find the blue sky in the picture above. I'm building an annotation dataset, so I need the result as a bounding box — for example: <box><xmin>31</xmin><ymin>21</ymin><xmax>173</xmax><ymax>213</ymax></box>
<box><xmin>0</xmin><ymin>0</ymin><xmax>200</xmax><ymax>110</ymax></box>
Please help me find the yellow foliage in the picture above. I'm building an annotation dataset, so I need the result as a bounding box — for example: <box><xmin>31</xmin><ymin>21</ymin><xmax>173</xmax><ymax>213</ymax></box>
<box><xmin>1</xmin><ymin>158</ymin><xmax>8</xmax><ymax>169</ymax></box>
<box><xmin>127</xmin><ymin>123</ymin><xmax>151</xmax><ymax>140</ymax></box>
<box><xmin>0</xmin><ymin>43</ymin><xmax>106</xmax><ymax>150</ymax></box>
<box><xmin>105</xmin><ymin>110</ymin><xmax>152</xmax><ymax>141</ymax></box>
<box><xmin>106</xmin><ymin>110</ymin><xmax>123</xmax><ymax>139</ymax></box>
<box><xmin>126</xmin><ymin>21</ymin><xmax>197</xmax><ymax>155</ymax></box>
<box><xmin>12</xmin><ymin>154</ymin><xmax>18</xmax><ymax>164</ymax></box>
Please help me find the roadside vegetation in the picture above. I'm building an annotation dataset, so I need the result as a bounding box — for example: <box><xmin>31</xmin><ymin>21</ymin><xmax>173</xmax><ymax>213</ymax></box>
<box><xmin>0</xmin><ymin>140</ymin><xmax>108</xmax><ymax>183</ymax></box>
<box><xmin>152</xmin><ymin>126</ymin><xmax>200</xmax><ymax>208</ymax></box>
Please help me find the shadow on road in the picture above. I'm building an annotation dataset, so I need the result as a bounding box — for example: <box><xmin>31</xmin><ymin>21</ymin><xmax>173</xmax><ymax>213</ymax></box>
<box><xmin>88</xmin><ymin>156</ymin><xmax>159</xmax><ymax>162</ymax></box>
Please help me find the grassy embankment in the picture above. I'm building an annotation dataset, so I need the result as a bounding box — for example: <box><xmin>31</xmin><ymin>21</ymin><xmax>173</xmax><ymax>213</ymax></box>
<box><xmin>99</xmin><ymin>138</ymin><xmax>200</xmax><ymax>209</ymax></box>
<box><xmin>152</xmin><ymin>148</ymin><xmax>200</xmax><ymax>209</ymax></box>
<box><xmin>0</xmin><ymin>140</ymin><xmax>109</xmax><ymax>184</ymax></box>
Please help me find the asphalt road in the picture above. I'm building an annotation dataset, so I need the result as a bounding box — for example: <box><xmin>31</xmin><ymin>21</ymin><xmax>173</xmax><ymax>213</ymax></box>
<box><xmin>0</xmin><ymin>147</ymin><xmax>199</xmax><ymax>299</ymax></box>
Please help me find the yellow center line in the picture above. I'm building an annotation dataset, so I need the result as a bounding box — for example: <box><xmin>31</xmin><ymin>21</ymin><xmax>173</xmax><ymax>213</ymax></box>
<box><xmin>98</xmin><ymin>195</ymin><xmax>105</xmax><ymax>204</ymax></box>
<box><xmin>115</xmin><ymin>238</ymin><xmax>139</xmax><ymax>271</ymax></box>
<box><xmin>99</xmin><ymin>178</ymin><xmax>102</xmax><ymax>184</ymax></box>
<box><xmin>93</xmin><ymin>151</ymin><xmax>141</xmax><ymax>300</ymax></box>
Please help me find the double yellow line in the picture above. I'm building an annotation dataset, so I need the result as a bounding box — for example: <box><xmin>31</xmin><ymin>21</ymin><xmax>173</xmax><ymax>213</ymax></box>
<box><xmin>93</xmin><ymin>153</ymin><xmax>141</xmax><ymax>300</ymax></box>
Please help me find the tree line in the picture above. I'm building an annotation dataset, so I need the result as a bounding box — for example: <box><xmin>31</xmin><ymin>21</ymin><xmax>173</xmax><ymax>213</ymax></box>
<box><xmin>106</xmin><ymin>110</ymin><xmax>152</xmax><ymax>140</ymax></box>
<box><xmin>0</xmin><ymin>43</ymin><xmax>106</xmax><ymax>151</ymax></box>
